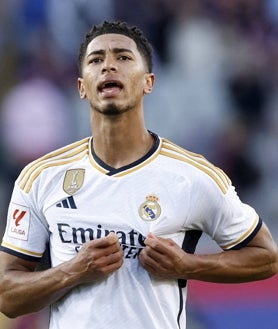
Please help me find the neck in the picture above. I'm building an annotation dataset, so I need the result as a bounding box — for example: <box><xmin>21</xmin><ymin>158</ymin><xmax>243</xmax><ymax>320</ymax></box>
<box><xmin>91</xmin><ymin>110</ymin><xmax>154</xmax><ymax>169</ymax></box>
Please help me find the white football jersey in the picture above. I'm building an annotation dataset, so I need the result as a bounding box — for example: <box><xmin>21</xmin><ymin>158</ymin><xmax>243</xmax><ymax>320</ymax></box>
<box><xmin>1</xmin><ymin>133</ymin><xmax>261</xmax><ymax>329</ymax></box>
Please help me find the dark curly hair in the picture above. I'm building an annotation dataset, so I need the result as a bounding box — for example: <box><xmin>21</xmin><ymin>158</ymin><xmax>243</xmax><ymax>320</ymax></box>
<box><xmin>78</xmin><ymin>21</ymin><xmax>153</xmax><ymax>76</ymax></box>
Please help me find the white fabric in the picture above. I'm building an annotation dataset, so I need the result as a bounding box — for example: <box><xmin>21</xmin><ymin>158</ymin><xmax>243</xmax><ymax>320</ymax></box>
<box><xmin>1</xmin><ymin>135</ymin><xmax>259</xmax><ymax>329</ymax></box>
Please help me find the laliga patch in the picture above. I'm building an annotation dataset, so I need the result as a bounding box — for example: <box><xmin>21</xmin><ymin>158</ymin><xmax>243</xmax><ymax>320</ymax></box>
<box><xmin>8</xmin><ymin>203</ymin><xmax>30</xmax><ymax>241</ymax></box>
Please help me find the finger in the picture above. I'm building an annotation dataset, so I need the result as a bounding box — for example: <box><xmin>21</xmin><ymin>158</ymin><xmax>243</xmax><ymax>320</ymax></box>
<box><xmin>101</xmin><ymin>257</ymin><xmax>124</xmax><ymax>274</ymax></box>
<box><xmin>95</xmin><ymin>249</ymin><xmax>124</xmax><ymax>268</ymax></box>
<box><xmin>140</xmin><ymin>248</ymin><xmax>163</xmax><ymax>268</ymax></box>
<box><xmin>144</xmin><ymin>248</ymin><xmax>175</xmax><ymax>271</ymax></box>
<box><xmin>86</xmin><ymin>232</ymin><xmax>119</xmax><ymax>248</ymax></box>
<box><xmin>84</xmin><ymin>240</ymin><xmax>122</xmax><ymax>260</ymax></box>
<box><xmin>139</xmin><ymin>251</ymin><xmax>158</xmax><ymax>271</ymax></box>
<box><xmin>144</xmin><ymin>234</ymin><xmax>175</xmax><ymax>255</ymax></box>
<box><xmin>139</xmin><ymin>250</ymin><xmax>167</xmax><ymax>276</ymax></box>
<box><xmin>105</xmin><ymin>232</ymin><xmax>120</xmax><ymax>244</ymax></box>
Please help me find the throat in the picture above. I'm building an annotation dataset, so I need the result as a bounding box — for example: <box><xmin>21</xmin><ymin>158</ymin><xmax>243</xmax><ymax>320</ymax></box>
<box><xmin>91</xmin><ymin>133</ymin><xmax>156</xmax><ymax>169</ymax></box>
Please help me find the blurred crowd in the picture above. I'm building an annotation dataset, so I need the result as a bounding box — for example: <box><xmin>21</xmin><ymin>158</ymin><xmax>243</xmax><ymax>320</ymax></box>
<box><xmin>0</xmin><ymin>0</ymin><xmax>278</xmax><ymax>328</ymax></box>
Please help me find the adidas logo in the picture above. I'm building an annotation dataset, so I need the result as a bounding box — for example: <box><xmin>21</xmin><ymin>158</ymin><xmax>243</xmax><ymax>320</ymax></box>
<box><xmin>56</xmin><ymin>196</ymin><xmax>77</xmax><ymax>209</ymax></box>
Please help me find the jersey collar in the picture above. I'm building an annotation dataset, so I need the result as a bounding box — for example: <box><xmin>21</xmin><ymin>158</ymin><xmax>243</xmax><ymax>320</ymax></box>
<box><xmin>90</xmin><ymin>131</ymin><xmax>160</xmax><ymax>176</ymax></box>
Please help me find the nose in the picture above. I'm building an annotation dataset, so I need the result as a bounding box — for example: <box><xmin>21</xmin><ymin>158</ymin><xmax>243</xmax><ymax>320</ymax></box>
<box><xmin>101</xmin><ymin>56</ymin><xmax>117</xmax><ymax>73</ymax></box>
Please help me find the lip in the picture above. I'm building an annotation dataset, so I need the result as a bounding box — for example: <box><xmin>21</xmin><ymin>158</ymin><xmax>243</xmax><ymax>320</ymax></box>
<box><xmin>98</xmin><ymin>79</ymin><xmax>123</xmax><ymax>92</ymax></box>
<box><xmin>97</xmin><ymin>79</ymin><xmax>123</xmax><ymax>98</ymax></box>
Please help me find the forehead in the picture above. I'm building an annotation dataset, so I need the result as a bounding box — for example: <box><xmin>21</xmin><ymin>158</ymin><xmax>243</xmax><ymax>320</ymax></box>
<box><xmin>86</xmin><ymin>33</ymin><xmax>139</xmax><ymax>55</ymax></box>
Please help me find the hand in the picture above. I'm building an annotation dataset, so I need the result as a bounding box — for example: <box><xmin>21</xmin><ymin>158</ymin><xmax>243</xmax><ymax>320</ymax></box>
<box><xmin>66</xmin><ymin>232</ymin><xmax>124</xmax><ymax>284</ymax></box>
<box><xmin>139</xmin><ymin>233</ymin><xmax>188</xmax><ymax>280</ymax></box>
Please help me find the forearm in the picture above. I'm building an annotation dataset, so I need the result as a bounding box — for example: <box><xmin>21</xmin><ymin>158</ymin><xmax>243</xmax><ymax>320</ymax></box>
<box><xmin>0</xmin><ymin>233</ymin><xmax>123</xmax><ymax>318</ymax></box>
<box><xmin>185</xmin><ymin>246</ymin><xmax>278</xmax><ymax>283</ymax></box>
<box><xmin>0</xmin><ymin>262</ymin><xmax>77</xmax><ymax>318</ymax></box>
<box><xmin>140</xmin><ymin>225</ymin><xmax>278</xmax><ymax>283</ymax></box>
<box><xmin>185</xmin><ymin>223</ymin><xmax>278</xmax><ymax>283</ymax></box>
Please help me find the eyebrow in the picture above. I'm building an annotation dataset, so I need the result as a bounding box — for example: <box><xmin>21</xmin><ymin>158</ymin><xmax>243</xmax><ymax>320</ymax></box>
<box><xmin>87</xmin><ymin>48</ymin><xmax>134</xmax><ymax>57</ymax></box>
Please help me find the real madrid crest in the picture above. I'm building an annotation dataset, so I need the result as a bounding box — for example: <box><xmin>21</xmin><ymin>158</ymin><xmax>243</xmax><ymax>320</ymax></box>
<box><xmin>63</xmin><ymin>169</ymin><xmax>85</xmax><ymax>195</ymax></box>
<box><xmin>138</xmin><ymin>194</ymin><xmax>161</xmax><ymax>221</ymax></box>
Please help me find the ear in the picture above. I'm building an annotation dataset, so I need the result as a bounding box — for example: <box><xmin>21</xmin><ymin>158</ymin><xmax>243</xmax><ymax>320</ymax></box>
<box><xmin>77</xmin><ymin>78</ymin><xmax>87</xmax><ymax>99</ymax></box>
<box><xmin>143</xmin><ymin>73</ymin><xmax>155</xmax><ymax>95</ymax></box>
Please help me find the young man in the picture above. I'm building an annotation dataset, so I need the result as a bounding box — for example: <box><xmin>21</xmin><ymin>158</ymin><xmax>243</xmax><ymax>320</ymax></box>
<box><xmin>0</xmin><ymin>21</ymin><xmax>277</xmax><ymax>329</ymax></box>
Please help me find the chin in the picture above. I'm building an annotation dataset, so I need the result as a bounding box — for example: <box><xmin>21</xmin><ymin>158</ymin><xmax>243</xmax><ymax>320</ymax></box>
<box><xmin>97</xmin><ymin>102</ymin><xmax>133</xmax><ymax>116</ymax></box>
<box><xmin>103</xmin><ymin>103</ymin><xmax>122</xmax><ymax>115</ymax></box>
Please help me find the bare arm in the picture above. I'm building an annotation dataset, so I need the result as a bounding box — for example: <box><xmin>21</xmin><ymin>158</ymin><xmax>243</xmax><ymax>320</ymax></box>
<box><xmin>139</xmin><ymin>223</ymin><xmax>278</xmax><ymax>283</ymax></box>
<box><xmin>0</xmin><ymin>232</ymin><xmax>123</xmax><ymax>318</ymax></box>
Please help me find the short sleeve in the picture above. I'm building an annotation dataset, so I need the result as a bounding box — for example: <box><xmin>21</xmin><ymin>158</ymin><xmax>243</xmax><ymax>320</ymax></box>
<box><xmin>0</xmin><ymin>182</ymin><xmax>49</xmax><ymax>262</ymax></box>
<box><xmin>210</xmin><ymin>185</ymin><xmax>261</xmax><ymax>250</ymax></box>
<box><xmin>186</xmin><ymin>176</ymin><xmax>261</xmax><ymax>250</ymax></box>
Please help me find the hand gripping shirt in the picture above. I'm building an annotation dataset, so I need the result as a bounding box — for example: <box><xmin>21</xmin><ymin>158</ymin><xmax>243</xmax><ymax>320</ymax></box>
<box><xmin>0</xmin><ymin>133</ymin><xmax>261</xmax><ymax>329</ymax></box>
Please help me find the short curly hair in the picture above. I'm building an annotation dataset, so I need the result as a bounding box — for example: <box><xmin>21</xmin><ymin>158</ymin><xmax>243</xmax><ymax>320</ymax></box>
<box><xmin>78</xmin><ymin>21</ymin><xmax>153</xmax><ymax>76</ymax></box>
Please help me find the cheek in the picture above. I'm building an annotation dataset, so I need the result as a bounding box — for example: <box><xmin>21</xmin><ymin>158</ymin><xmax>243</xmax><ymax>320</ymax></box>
<box><xmin>83</xmin><ymin>76</ymin><xmax>98</xmax><ymax>97</ymax></box>
<box><xmin>129</xmin><ymin>74</ymin><xmax>146</xmax><ymax>95</ymax></box>
<box><xmin>83</xmin><ymin>69</ymin><xmax>98</xmax><ymax>85</ymax></box>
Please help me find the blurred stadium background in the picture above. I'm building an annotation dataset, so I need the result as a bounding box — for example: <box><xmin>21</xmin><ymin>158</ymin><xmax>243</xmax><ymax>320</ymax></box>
<box><xmin>0</xmin><ymin>1</ymin><xmax>278</xmax><ymax>328</ymax></box>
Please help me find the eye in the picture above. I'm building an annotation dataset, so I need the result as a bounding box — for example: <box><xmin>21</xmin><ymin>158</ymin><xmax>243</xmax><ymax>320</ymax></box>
<box><xmin>118</xmin><ymin>55</ymin><xmax>130</xmax><ymax>61</ymax></box>
<box><xmin>88</xmin><ymin>57</ymin><xmax>103</xmax><ymax>64</ymax></box>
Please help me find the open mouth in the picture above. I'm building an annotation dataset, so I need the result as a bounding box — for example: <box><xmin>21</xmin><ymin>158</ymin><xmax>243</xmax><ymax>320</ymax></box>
<box><xmin>98</xmin><ymin>80</ymin><xmax>123</xmax><ymax>93</ymax></box>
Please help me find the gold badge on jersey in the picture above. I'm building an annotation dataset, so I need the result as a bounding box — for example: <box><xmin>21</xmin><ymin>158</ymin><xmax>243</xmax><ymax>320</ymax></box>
<box><xmin>138</xmin><ymin>194</ymin><xmax>161</xmax><ymax>221</ymax></box>
<box><xmin>63</xmin><ymin>169</ymin><xmax>85</xmax><ymax>195</ymax></box>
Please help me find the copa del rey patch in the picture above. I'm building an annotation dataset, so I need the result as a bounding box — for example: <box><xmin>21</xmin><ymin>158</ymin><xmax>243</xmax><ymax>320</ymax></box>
<box><xmin>8</xmin><ymin>203</ymin><xmax>30</xmax><ymax>241</ymax></box>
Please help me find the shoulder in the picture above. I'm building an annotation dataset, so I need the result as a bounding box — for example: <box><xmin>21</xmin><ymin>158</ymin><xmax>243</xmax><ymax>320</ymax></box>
<box><xmin>159</xmin><ymin>138</ymin><xmax>231</xmax><ymax>194</ymax></box>
<box><xmin>16</xmin><ymin>137</ymin><xmax>91</xmax><ymax>193</ymax></box>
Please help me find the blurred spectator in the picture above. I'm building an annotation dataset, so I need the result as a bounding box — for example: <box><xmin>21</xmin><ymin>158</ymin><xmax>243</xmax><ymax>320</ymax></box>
<box><xmin>46</xmin><ymin>0</ymin><xmax>114</xmax><ymax>61</ymax></box>
<box><xmin>0</xmin><ymin>77</ymin><xmax>73</xmax><ymax>240</ymax></box>
<box><xmin>114</xmin><ymin>0</ymin><xmax>182</xmax><ymax>63</ymax></box>
<box><xmin>145</xmin><ymin>8</ymin><xmax>233</xmax><ymax>159</ymax></box>
<box><xmin>0</xmin><ymin>78</ymin><xmax>72</xmax><ymax>170</ymax></box>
